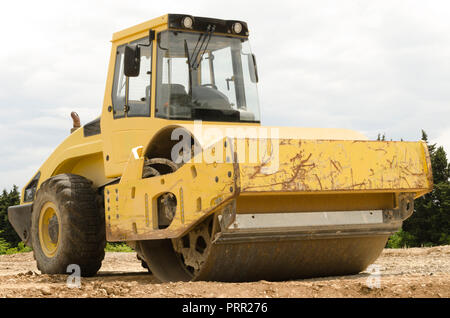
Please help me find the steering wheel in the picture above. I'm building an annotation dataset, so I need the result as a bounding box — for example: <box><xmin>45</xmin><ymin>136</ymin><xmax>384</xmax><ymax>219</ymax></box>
<box><xmin>201</xmin><ymin>84</ymin><xmax>218</xmax><ymax>90</ymax></box>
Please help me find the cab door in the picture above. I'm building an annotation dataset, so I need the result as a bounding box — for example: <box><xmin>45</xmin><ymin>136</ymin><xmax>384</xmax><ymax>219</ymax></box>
<box><xmin>102</xmin><ymin>37</ymin><xmax>154</xmax><ymax>178</ymax></box>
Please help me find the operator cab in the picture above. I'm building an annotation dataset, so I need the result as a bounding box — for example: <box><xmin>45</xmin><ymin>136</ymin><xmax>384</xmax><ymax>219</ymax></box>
<box><xmin>121</xmin><ymin>15</ymin><xmax>261</xmax><ymax>123</ymax></box>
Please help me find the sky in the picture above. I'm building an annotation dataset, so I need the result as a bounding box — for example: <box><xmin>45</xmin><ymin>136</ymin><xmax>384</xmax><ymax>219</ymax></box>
<box><xmin>0</xmin><ymin>0</ymin><xmax>449</xmax><ymax>191</ymax></box>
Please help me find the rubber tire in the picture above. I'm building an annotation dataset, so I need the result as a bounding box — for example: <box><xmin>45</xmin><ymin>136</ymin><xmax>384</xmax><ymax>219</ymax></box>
<box><xmin>31</xmin><ymin>174</ymin><xmax>106</xmax><ymax>277</ymax></box>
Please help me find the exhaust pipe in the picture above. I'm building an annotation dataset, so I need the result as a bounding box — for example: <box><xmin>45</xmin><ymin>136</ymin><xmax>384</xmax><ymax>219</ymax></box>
<box><xmin>70</xmin><ymin>112</ymin><xmax>81</xmax><ymax>133</ymax></box>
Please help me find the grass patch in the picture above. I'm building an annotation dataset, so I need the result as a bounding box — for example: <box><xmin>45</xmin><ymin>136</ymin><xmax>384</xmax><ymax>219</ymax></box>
<box><xmin>0</xmin><ymin>240</ymin><xmax>32</xmax><ymax>255</ymax></box>
<box><xmin>1</xmin><ymin>239</ymin><xmax>134</xmax><ymax>255</ymax></box>
<box><xmin>105</xmin><ymin>242</ymin><xmax>134</xmax><ymax>252</ymax></box>
<box><xmin>386</xmin><ymin>230</ymin><xmax>417</xmax><ymax>248</ymax></box>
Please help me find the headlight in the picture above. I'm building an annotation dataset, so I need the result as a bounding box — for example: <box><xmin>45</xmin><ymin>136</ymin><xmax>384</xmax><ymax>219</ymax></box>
<box><xmin>182</xmin><ymin>16</ymin><xmax>193</xmax><ymax>29</ymax></box>
<box><xmin>232</xmin><ymin>22</ymin><xmax>242</xmax><ymax>34</ymax></box>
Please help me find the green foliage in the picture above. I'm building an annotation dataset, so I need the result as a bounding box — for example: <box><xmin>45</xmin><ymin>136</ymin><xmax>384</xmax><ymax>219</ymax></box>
<box><xmin>0</xmin><ymin>186</ymin><xmax>21</xmax><ymax>249</ymax></box>
<box><xmin>0</xmin><ymin>186</ymin><xmax>33</xmax><ymax>254</ymax></box>
<box><xmin>105</xmin><ymin>242</ymin><xmax>134</xmax><ymax>252</ymax></box>
<box><xmin>431</xmin><ymin>146</ymin><xmax>450</xmax><ymax>184</ymax></box>
<box><xmin>0</xmin><ymin>238</ymin><xmax>32</xmax><ymax>255</ymax></box>
<box><xmin>0</xmin><ymin>237</ymin><xmax>10</xmax><ymax>254</ymax></box>
<box><xmin>402</xmin><ymin>181</ymin><xmax>450</xmax><ymax>246</ymax></box>
<box><xmin>386</xmin><ymin>229</ymin><xmax>418</xmax><ymax>248</ymax></box>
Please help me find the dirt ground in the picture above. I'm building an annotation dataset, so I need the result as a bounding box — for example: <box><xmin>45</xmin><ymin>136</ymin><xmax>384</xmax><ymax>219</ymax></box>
<box><xmin>0</xmin><ymin>245</ymin><xmax>449</xmax><ymax>298</ymax></box>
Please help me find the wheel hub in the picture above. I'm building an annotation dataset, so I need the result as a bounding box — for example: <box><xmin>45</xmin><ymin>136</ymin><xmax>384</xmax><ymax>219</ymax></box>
<box><xmin>48</xmin><ymin>215</ymin><xmax>59</xmax><ymax>244</ymax></box>
<box><xmin>38</xmin><ymin>202</ymin><xmax>60</xmax><ymax>258</ymax></box>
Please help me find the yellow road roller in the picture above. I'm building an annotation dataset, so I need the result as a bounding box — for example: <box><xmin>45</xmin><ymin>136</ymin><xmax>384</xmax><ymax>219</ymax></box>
<box><xmin>8</xmin><ymin>14</ymin><xmax>433</xmax><ymax>281</ymax></box>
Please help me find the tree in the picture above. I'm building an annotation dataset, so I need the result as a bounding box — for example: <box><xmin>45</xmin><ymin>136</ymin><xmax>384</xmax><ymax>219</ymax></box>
<box><xmin>376</xmin><ymin>133</ymin><xmax>386</xmax><ymax>141</ymax></box>
<box><xmin>0</xmin><ymin>186</ymin><xmax>21</xmax><ymax>247</ymax></box>
<box><xmin>400</xmin><ymin>130</ymin><xmax>450</xmax><ymax>246</ymax></box>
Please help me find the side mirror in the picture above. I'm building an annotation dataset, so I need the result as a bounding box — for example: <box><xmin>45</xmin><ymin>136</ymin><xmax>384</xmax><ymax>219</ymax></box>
<box><xmin>248</xmin><ymin>53</ymin><xmax>259</xmax><ymax>83</ymax></box>
<box><xmin>124</xmin><ymin>45</ymin><xmax>141</xmax><ymax>77</ymax></box>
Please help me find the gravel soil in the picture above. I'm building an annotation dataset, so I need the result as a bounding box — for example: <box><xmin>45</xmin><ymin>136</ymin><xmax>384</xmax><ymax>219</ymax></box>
<box><xmin>0</xmin><ymin>245</ymin><xmax>449</xmax><ymax>298</ymax></box>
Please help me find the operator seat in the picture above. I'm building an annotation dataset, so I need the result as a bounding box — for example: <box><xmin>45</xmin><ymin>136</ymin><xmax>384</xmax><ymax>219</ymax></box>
<box><xmin>192</xmin><ymin>86</ymin><xmax>232</xmax><ymax>110</ymax></box>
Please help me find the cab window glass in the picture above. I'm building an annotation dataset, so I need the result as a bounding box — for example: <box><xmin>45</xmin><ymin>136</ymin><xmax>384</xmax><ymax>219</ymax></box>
<box><xmin>128</xmin><ymin>39</ymin><xmax>152</xmax><ymax>117</ymax></box>
<box><xmin>155</xmin><ymin>31</ymin><xmax>260</xmax><ymax>122</ymax></box>
<box><xmin>111</xmin><ymin>38</ymin><xmax>152</xmax><ymax>119</ymax></box>
<box><xmin>112</xmin><ymin>45</ymin><xmax>126</xmax><ymax>118</ymax></box>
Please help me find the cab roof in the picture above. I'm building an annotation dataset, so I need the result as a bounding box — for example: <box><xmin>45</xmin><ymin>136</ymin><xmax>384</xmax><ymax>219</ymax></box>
<box><xmin>112</xmin><ymin>14</ymin><xmax>249</xmax><ymax>42</ymax></box>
